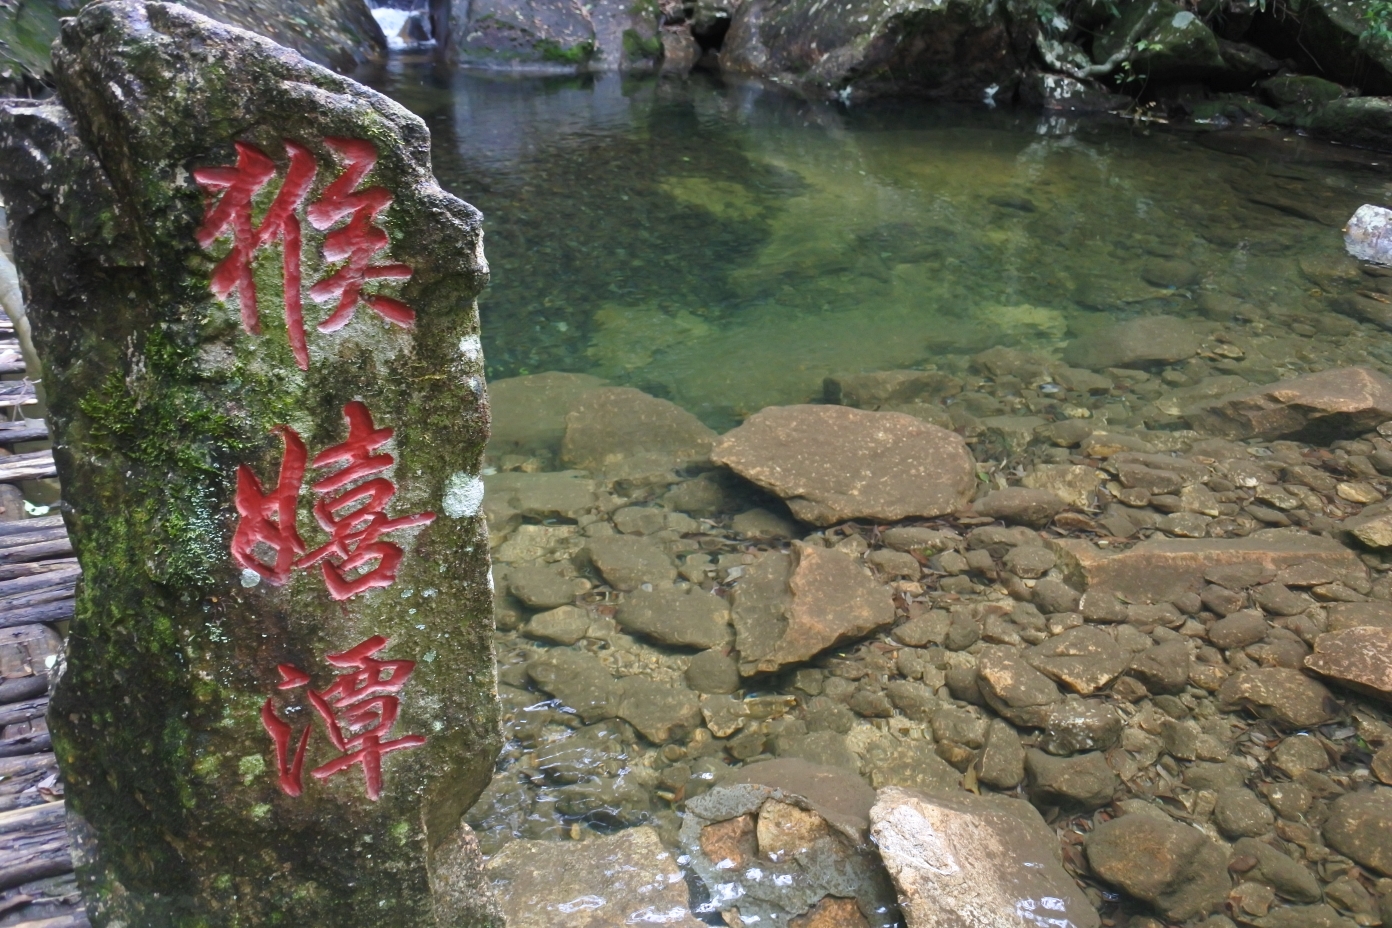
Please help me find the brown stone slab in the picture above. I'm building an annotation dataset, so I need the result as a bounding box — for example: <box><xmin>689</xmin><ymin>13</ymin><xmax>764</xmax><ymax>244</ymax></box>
<box><xmin>1051</xmin><ymin>534</ymin><xmax>1364</xmax><ymax>604</ymax></box>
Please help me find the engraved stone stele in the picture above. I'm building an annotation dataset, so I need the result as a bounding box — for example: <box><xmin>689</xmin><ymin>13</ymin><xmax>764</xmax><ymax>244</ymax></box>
<box><xmin>0</xmin><ymin>2</ymin><xmax>501</xmax><ymax>925</ymax></box>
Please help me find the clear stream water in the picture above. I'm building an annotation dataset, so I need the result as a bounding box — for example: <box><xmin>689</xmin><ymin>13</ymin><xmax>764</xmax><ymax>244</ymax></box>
<box><xmin>365</xmin><ymin>63</ymin><xmax>1391</xmax><ymax>431</ymax></box>
<box><xmin>353</xmin><ymin>62</ymin><xmax>1392</xmax><ymax>921</ymax></box>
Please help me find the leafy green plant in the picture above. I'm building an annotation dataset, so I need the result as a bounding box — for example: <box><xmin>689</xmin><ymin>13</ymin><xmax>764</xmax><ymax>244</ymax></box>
<box><xmin>1367</xmin><ymin>0</ymin><xmax>1392</xmax><ymax>42</ymax></box>
<box><xmin>535</xmin><ymin>38</ymin><xmax>596</xmax><ymax>64</ymax></box>
<box><xmin>622</xmin><ymin>28</ymin><xmax>662</xmax><ymax>59</ymax></box>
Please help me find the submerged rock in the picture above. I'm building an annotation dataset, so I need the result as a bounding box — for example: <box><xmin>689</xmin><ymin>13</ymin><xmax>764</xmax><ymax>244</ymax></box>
<box><xmin>563</xmin><ymin>386</ymin><xmax>717</xmax><ymax>482</ymax></box>
<box><xmin>733</xmin><ymin>542</ymin><xmax>895</xmax><ymax>676</ymax></box>
<box><xmin>1323</xmin><ymin>788</ymin><xmax>1392</xmax><ymax>876</ymax></box>
<box><xmin>484</xmin><ymin>470</ymin><xmax>597</xmax><ymax>521</ymax></box>
<box><xmin>713</xmin><ymin>405</ymin><xmax>976</xmax><ymax>525</ymax></box>
<box><xmin>1086</xmin><ymin>814</ymin><xmax>1231</xmax><ymax>920</ymax></box>
<box><xmin>616</xmin><ymin>585</ymin><xmax>733</xmax><ymax>650</ymax></box>
<box><xmin>973</xmin><ymin>487</ymin><xmax>1066</xmax><ymax>527</ymax></box>
<box><xmin>585</xmin><ymin>534</ymin><xmax>678</xmax><ymax>591</ymax></box>
<box><xmin>1217</xmin><ymin>667</ymin><xmax>1340</xmax><ymax>728</ymax></box>
<box><xmin>1305</xmin><ymin>626</ymin><xmax>1392</xmax><ymax>703</ymax></box>
<box><xmin>869</xmin><ymin>786</ymin><xmax>1099</xmax><ymax>928</ymax></box>
<box><xmin>1062</xmin><ymin>316</ymin><xmax>1202</xmax><ymax>370</ymax></box>
<box><xmin>680</xmin><ymin>759</ymin><xmax>898</xmax><ymax>927</ymax></box>
<box><xmin>1051</xmin><ymin>534</ymin><xmax>1364</xmax><ymax>604</ymax></box>
<box><xmin>486</xmin><ymin>371</ymin><xmax>608</xmax><ymax>459</ymax></box>
<box><xmin>617</xmin><ymin>677</ymin><xmax>702</xmax><ymax>743</ymax></box>
<box><xmin>1025</xmin><ymin>749</ymin><xmax>1119</xmax><ymax>808</ymax></box>
<box><xmin>487</xmin><ymin>826</ymin><xmax>705</xmax><ymax>927</ymax></box>
<box><xmin>528</xmin><ymin>649</ymin><xmax>622</xmax><ymax>723</ymax></box>
<box><xmin>1184</xmin><ymin>367</ymin><xmax>1392</xmax><ymax>442</ymax></box>
<box><xmin>1026</xmin><ymin>625</ymin><xmax>1128</xmax><ymax>695</ymax></box>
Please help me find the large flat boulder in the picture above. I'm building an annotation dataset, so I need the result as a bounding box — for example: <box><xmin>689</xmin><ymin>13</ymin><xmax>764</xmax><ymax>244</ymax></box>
<box><xmin>712</xmin><ymin>405</ymin><xmax>976</xmax><ymax>526</ymax></box>
<box><xmin>486</xmin><ymin>371</ymin><xmax>607</xmax><ymax>459</ymax></box>
<box><xmin>1062</xmin><ymin>315</ymin><xmax>1203</xmax><ymax>370</ymax></box>
<box><xmin>1051</xmin><ymin>534</ymin><xmax>1365</xmax><ymax>604</ymax></box>
<box><xmin>1086</xmin><ymin>814</ymin><xmax>1230</xmax><ymax>921</ymax></box>
<box><xmin>1184</xmin><ymin>367</ymin><xmax>1392</xmax><ymax>442</ymax></box>
<box><xmin>1217</xmin><ymin>667</ymin><xmax>1340</xmax><ymax>728</ymax></box>
<box><xmin>870</xmin><ymin>786</ymin><xmax>1099</xmax><ymax>928</ymax></box>
<box><xmin>562</xmin><ymin>386</ymin><xmax>717</xmax><ymax>481</ymax></box>
<box><xmin>486</xmin><ymin>826</ymin><xmax>705</xmax><ymax>927</ymax></box>
<box><xmin>720</xmin><ymin>0</ymin><xmax>1021</xmax><ymax>102</ymax></box>
<box><xmin>1305</xmin><ymin>626</ymin><xmax>1392</xmax><ymax>703</ymax></box>
<box><xmin>733</xmin><ymin>542</ymin><xmax>895</xmax><ymax>677</ymax></box>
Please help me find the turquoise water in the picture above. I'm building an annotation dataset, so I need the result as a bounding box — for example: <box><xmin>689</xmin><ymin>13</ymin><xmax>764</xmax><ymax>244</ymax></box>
<box><xmin>363</xmin><ymin>64</ymin><xmax>1391</xmax><ymax>429</ymax></box>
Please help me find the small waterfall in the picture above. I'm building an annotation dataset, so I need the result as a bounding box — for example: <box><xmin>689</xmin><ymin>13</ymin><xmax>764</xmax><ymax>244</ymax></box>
<box><xmin>369</xmin><ymin>3</ymin><xmax>434</xmax><ymax>50</ymax></box>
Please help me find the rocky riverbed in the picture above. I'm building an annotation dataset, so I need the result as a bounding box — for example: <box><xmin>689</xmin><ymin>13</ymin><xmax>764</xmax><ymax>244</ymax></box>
<box><xmin>472</xmin><ymin>310</ymin><xmax>1392</xmax><ymax>925</ymax></box>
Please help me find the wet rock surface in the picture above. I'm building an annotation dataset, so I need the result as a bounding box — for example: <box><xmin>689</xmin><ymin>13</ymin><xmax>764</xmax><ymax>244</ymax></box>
<box><xmin>734</xmin><ymin>541</ymin><xmax>895</xmax><ymax>676</ymax></box>
<box><xmin>1305</xmin><ymin>626</ymin><xmax>1392</xmax><ymax>702</ymax></box>
<box><xmin>712</xmin><ymin>404</ymin><xmax>976</xmax><ymax>525</ymax></box>
<box><xmin>1186</xmin><ymin>367</ymin><xmax>1392</xmax><ymax>442</ymax></box>
<box><xmin>1087</xmin><ymin>814</ymin><xmax>1232</xmax><ymax>920</ymax></box>
<box><xmin>679</xmin><ymin>760</ymin><xmax>898</xmax><ymax>926</ymax></box>
<box><xmin>486</xmin><ymin>825</ymin><xmax>705</xmax><ymax>927</ymax></box>
<box><xmin>871</xmin><ymin>785</ymin><xmax>1099</xmax><ymax>928</ymax></box>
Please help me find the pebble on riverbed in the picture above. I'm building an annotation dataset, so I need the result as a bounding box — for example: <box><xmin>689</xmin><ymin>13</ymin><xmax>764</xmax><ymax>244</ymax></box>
<box><xmin>473</xmin><ymin>348</ymin><xmax>1392</xmax><ymax>927</ymax></box>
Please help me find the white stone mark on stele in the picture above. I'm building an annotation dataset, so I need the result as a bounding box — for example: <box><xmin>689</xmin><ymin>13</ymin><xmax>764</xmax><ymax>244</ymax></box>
<box><xmin>442</xmin><ymin>471</ymin><xmax>485</xmax><ymax>519</ymax></box>
<box><xmin>458</xmin><ymin>333</ymin><xmax>483</xmax><ymax>362</ymax></box>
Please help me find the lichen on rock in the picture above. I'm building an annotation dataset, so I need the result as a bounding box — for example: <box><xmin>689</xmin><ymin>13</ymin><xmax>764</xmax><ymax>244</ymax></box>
<box><xmin>0</xmin><ymin>2</ymin><xmax>500</xmax><ymax>924</ymax></box>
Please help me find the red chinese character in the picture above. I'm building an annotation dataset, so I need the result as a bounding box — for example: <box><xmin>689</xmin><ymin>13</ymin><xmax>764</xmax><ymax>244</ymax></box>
<box><xmin>194</xmin><ymin>140</ymin><xmax>317</xmax><ymax>371</ymax></box>
<box><xmin>231</xmin><ymin>426</ymin><xmax>307</xmax><ymax>586</ymax></box>
<box><xmin>260</xmin><ymin>637</ymin><xmax>425</xmax><ymax>801</ymax></box>
<box><xmin>260</xmin><ymin>663</ymin><xmax>312</xmax><ymax>797</ymax></box>
<box><xmin>296</xmin><ymin>401</ymin><xmax>435</xmax><ymax>601</ymax></box>
<box><xmin>307</xmin><ymin>138</ymin><xmax>416</xmax><ymax>334</ymax></box>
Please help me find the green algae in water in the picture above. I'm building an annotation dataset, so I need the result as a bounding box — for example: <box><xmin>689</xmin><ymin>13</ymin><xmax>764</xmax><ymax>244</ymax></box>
<box><xmin>357</xmin><ymin>68</ymin><xmax>1391</xmax><ymax>428</ymax></box>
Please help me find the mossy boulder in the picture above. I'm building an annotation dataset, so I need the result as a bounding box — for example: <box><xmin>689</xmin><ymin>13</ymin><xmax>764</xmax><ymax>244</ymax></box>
<box><xmin>720</xmin><ymin>0</ymin><xmax>1028</xmax><ymax>102</ymax></box>
<box><xmin>1247</xmin><ymin>0</ymin><xmax>1392</xmax><ymax>96</ymax></box>
<box><xmin>0</xmin><ymin>2</ymin><xmax>500</xmax><ymax>925</ymax></box>
<box><xmin>1304</xmin><ymin>94</ymin><xmax>1392</xmax><ymax>151</ymax></box>
<box><xmin>1092</xmin><ymin>0</ymin><xmax>1229</xmax><ymax>83</ymax></box>
<box><xmin>0</xmin><ymin>0</ymin><xmax>383</xmax><ymax>90</ymax></box>
<box><xmin>450</xmin><ymin>0</ymin><xmax>661</xmax><ymax>71</ymax></box>
<box><xmin>1259</xmin><ymin>73</ymin><xmax>1348</xmax><ymax>110</ymax></box>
